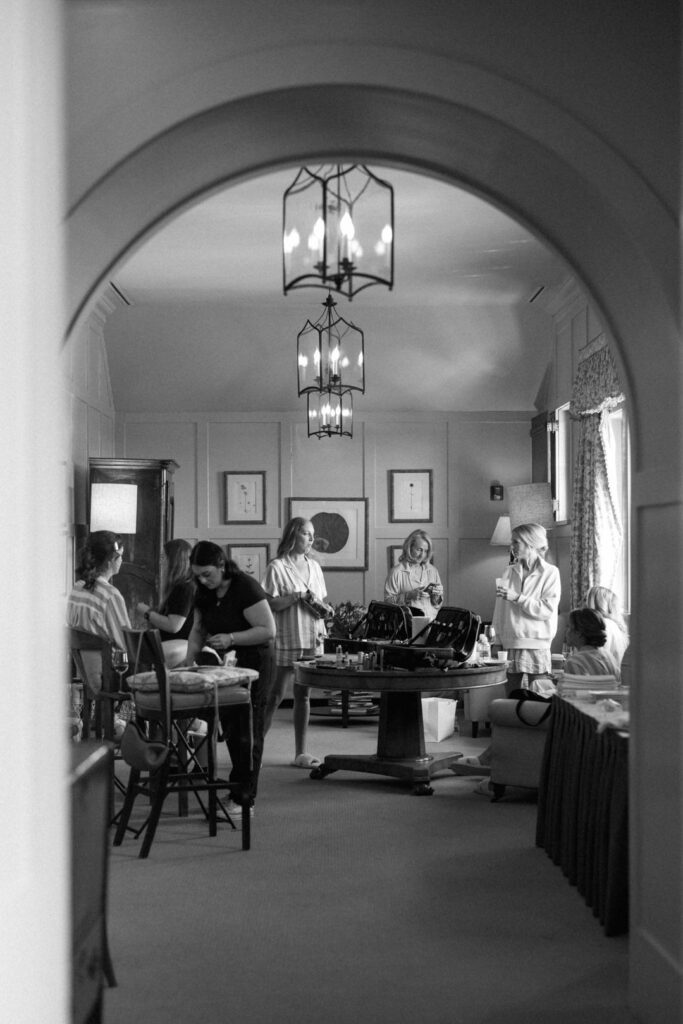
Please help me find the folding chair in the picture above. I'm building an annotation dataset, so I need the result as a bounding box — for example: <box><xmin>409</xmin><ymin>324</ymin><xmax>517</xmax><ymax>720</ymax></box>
<box><xmin>113</xmin><ymin>628</ymin><xmax>254</xmax><ymax>857</ymax></box>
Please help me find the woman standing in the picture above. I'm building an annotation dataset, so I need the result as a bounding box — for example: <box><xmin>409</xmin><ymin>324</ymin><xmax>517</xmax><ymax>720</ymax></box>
<box><xmin>462</xmin><ymin>522</ymin><xmax>560</xmax><ymax>772</ymax></box>
<box><xmin>185</xmin><ymin>542</ymin><xmax>276</xmax><ymax>816</ymax></box>
<box><xmin>136</xmin><ymin>538</ymin><xmax>195</xmax><ymax>667</ymax></box>
<box><xmin>262</xmin><ymin>517</ymin><xmax>332</xmax><ymax>768</ymax></box>
<box><xmin>492</xmin><ymin>522</ymin><xmax>561</xmax><ymax>694</ymax></box>
<box><xmin>384</xmin><ymin>529</ymin><xmax>444</xmax><ymax>620</ymax></box>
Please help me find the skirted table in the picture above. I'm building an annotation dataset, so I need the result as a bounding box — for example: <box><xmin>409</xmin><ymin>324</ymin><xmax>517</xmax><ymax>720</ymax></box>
<box><xmin>293</xmin><ymin>661</ymin><xmax>506</xmax><ymax>794</ymax></box>
<box><xmin>536</xmin><ymin>694</ymin><xmax>629</xmax><ymax>936</ymax></box>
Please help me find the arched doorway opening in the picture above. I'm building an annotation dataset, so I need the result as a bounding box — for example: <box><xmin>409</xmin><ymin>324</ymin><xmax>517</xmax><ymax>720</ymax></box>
<box><xmin>66</xmin><ymin>83</ymin><xmax>681</xmax><ymax>1019</ymax></box>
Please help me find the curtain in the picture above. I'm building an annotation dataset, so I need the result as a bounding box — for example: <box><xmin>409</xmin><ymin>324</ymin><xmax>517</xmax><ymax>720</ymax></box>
<box><xmin>569</xmin><ymin>337</ymin><xmax>624</xmax><ymax>607</ymax></box>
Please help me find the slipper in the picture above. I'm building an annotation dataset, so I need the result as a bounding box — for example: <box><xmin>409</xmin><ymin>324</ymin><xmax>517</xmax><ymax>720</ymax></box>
<box><xmin>460</xmin><ymin>755</ymin><xmax>490</xmax><ymax>768</ymax></box>
<box><xmin>291</xmin><ymin>753</ymin><xmax>322</xmax><ymax>769</ymax></box>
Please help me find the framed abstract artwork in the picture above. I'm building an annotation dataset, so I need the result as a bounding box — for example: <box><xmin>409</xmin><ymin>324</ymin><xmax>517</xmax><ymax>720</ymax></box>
<box><xmin>388</xmin><ymin>469</ymin><xmax>433</xmax><ymax>523</ymax></box>
<box><xmin>287</xmin><ymin>497</ymin><xmax>368</xmax><ymax>571</ymax></box>
<box><xmin>224</xmin><ymin>471</ymin><xmax>266</xmax><ymax>524</ymax></box>
<box><xmin>227</xmin><ymin>543</ymin><xmax>270</xmax><ymax>581</ymax></box>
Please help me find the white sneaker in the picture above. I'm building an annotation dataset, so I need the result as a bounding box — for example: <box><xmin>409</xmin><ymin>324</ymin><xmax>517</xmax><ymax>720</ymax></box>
<box><xmin>223</xmin><ymin>798</ymin><xmax>254</xmax><ymax>818</ymax></box>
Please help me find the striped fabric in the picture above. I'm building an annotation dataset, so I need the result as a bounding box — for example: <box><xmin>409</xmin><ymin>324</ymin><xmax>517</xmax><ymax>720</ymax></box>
<box><xmin>66</xmin><ymin>577</ymin><xmax>131</xmax><ymax>651</ymax></box>
<box><xmin>262</xmin><ymin>557</ymin><xmax>327</xmax><ymax>667</ymax></box>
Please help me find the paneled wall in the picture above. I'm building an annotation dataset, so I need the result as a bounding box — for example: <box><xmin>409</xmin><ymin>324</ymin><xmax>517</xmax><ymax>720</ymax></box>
<box><xmin>67</xmin><ymin>278</ymin><xmax>605</xmax><ymax>631</ymax></box>
<box><xmin>117</xmin><ymin>410</ymin><xmax>532</xmax><ymax>623</ymax></box>
<box><xmin>61</xmin><ymin>291</ymin><xmax>118</xmax><ymax>590</ymax></box>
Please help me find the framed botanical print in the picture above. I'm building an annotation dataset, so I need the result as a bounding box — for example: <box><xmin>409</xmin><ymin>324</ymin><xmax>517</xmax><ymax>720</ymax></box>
<box><xmin>224</xmin><ymin>471</ymin><xmax>266</xmax><ymax>524</ymax></box>
<box><xmin>227</xmin><ymin>543</ymin><xmax>270</xmax><ymax>580</ymax></box>
<box><xmin>388</xmin><ymin>469</ymin><xmax>433</xmax><ymax>523</ymax></box>
<box><xmin>287</xmin><ymin>497</ymin><xmax>368</xmax><ymax>571</ymax></box>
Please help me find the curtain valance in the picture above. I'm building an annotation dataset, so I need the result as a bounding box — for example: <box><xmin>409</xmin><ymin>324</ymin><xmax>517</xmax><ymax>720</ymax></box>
<box><xmin>570</xmin><ymin>337</ymin><xmax>624</xmax><ymax>416</ymax></box>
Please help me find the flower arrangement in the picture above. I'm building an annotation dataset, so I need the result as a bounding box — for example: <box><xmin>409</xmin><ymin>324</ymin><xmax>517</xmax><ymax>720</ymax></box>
<box><xmin>327</xmin><ymin>600</ymin><xmax>367</xmax><ymax>638</ymax></box>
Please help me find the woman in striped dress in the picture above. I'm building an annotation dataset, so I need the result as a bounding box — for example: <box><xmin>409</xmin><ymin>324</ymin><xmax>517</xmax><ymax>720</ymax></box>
<box><xmin>262</xmin><ymin>517</ymin><xmax>332</xmax><ymax>768</ymax></box>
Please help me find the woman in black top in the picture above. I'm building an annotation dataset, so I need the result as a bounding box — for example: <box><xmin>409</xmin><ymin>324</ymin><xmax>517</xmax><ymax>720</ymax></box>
<box><xmin>137</xmin><ymin>539</ymin><xmax>195</xmax><ymax>667</ymax></box>
<box><xmin>186</xmin><ymin>542</ymin><xmax>276</xmax><ymax>814</ymax></box>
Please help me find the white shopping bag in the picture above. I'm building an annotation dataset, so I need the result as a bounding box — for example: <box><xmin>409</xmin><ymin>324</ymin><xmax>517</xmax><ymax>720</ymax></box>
<box><xmin>421</xmin><ymin>697</ymin><xmax>458</xmax><ymax>742</ymax></box>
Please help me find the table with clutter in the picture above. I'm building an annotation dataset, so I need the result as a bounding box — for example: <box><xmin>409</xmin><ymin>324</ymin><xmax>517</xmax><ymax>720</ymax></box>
<box><xmin>293</xmin><ymin>655</ymin><xmax>507</xmax><ymax>794</ymax></box>
<box><xmin>536</xmin><ymin>690</ymin><xmax>630</xmax><ymax>936</ymax></box>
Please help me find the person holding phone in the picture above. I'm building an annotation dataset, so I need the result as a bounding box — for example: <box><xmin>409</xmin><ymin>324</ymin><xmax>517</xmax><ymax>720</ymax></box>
<box><xmin>384</xmin><ymin>529</ymin><xmax>444</xmax><ymax>620</ymax></box>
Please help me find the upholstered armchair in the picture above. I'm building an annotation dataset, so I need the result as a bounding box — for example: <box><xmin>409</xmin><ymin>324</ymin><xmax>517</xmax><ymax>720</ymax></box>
<box><xmin>488</xmin><ymin>697</ymin><xmax>553</xmax><ymax>801</ymax></box>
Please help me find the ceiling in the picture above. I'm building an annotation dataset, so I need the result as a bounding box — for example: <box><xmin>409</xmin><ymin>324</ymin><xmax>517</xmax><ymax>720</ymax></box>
<box><xmin>108</xmin><ymin>166</ymin><xmax>571</xmax><ymax>415</ymax></box>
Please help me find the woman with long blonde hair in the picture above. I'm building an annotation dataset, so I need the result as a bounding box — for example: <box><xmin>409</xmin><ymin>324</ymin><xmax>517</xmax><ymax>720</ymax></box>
<box><xmin>461</xmin><ymin>522</ymin><xmax>561</xmax><ymax>772</ymax></box>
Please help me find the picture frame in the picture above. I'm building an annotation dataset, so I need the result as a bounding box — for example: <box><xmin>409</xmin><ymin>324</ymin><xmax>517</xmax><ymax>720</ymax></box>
<box><xmin>388</xmin><ymin>469</ymin><xmax>433</xmax><ymax>523</ymax></box>
<box><xmin>287</xmin><ymin>497</ymin><xmax>368</xmax><ymax>571</ymax></box>
<box><xmin>387</xmin><ymin>545</ymin><xmax>403</xmax><ymax>572</ymax></box>
<box><xmin>224</xmin><ymin>471</ymin><xmax>265</xmax><ymax>524</ymax></box>
<box><xmin>227</xmin><ymin>543</ymin><xmax>270</xmax><ymax>581</ymax></box>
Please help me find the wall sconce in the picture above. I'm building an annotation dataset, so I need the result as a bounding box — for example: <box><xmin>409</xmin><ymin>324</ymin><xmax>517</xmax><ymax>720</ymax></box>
<box><xmin>490</xmin><ymin>482</ymin><xmax>504</xmax><ymax>501</ymax></box>
<box><xmin>89</xmin><ymin>483</ymin><xmax>138</xmax><ymax>534</ymax></box>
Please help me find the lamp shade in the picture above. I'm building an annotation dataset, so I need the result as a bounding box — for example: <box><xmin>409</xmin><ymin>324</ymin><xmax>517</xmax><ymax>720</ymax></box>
<box><xmin>508</xmin><ymin>482</ymin><xmax>554</xmax><ymax>530</ymax></box>
<box><xmin>490</xmin><ymin>515</ymin><xmax>512</xmax><ymax>546</ymax></box>
<box><xmin>89</xmin><ymin>483</ymin><xmax>138</xmax><ymax>534</ymax></box>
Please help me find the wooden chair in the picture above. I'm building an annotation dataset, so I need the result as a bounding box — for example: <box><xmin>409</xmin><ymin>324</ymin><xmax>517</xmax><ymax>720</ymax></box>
<box><xmin>113</xmin><ymin>628</ymin><xmax>253</xmax><ymax>858</ymax></box>
<box><xmin>68</xmin><ymin>628</ymin><xmax>131</xmax><ymax>743</ymax></box>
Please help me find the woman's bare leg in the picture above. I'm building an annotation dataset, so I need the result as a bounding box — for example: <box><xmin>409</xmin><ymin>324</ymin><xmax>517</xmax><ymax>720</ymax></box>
<box><xmin>263</xmin><ymin>665</ymin><xmax>292</xmax><ymax>735</ymax></box>
<box><xmin>293</xmin><ymin>682</ymin><xmax>312</xmax><ymax>759</ymax></box>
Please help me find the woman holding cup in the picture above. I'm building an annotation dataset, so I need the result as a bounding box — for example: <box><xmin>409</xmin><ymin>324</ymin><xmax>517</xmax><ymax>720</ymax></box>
<box><xmin>492</xmin><ymin>522</ymin><xmax>561</xmax><ymax>694</ymax></box>
<box><xmin>460</xmin><ymin>522</ymin><xmax>560</xmax><ymax>772</ymax></box>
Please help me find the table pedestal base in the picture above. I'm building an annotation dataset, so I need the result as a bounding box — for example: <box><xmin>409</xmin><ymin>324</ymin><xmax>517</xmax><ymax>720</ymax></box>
<box><xmin>311</xmin><ymin>751</ymin><xmax>464</xmax><ymax>795</ymax></box>
<box><xmin>309</xmin><ymin>689</ymin><xmax>463</xmax><ymax>795</ymax></box>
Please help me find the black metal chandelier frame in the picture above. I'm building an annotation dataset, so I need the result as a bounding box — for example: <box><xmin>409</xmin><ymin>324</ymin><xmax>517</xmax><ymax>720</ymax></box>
<box><xmin>283</xmin><ymin>163</ymin><xmax>394</xmax><ymax>301</ymax></box>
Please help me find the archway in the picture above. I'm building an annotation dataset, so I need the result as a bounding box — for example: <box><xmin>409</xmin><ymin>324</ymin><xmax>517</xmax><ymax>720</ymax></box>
<box><xmin>66</xmin><ymin>83</ymin><xmax>682</xmax><ymax>1019</ymax></box>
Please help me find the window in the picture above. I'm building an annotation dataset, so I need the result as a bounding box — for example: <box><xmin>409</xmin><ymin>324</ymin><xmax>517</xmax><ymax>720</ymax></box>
<box><xmin>551</xmin><ymin>402</ymin><xmax>572</xmax><ymax>523</ymax></box>
<box><xmin>549</xmin><ymin>400</ymin><xmax>631</xmax><ymax>612</ymax></box>
<box><xmin>605</xmin><ymin>404</ymin><xmax>631</xmax><ymax>612</ymax></box>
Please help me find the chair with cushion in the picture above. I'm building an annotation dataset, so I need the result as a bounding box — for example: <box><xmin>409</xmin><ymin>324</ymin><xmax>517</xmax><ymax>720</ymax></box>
<box><xmin>113</xmin><ymin>628</ymin><xmax>255</xmax><ymax>857</ymax></box>
<box><xmin>487</xmin><ymin>696</ymin><xmax>553</xmax><ymax>801</ymax></box>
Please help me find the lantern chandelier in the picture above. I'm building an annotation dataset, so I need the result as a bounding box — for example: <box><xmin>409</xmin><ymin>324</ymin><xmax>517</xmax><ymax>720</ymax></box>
<box><xmin>283</xmin><ymin>164</ymin><xmax>394</xmax><ymax>300</ymax></box>
<box><xmin>306</xmin><ymin>387</ymin><xmax>354</xmax><ymax>440</ymax></box>
<box><xmin>297</xmin><ymin>293</ymin><xmax>364</xmax><ymax>439</ymax></box>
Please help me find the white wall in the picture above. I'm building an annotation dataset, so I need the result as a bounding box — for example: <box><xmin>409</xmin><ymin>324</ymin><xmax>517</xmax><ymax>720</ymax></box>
<box><xmin>0</xmin><ymin>2</ymin><xmax>67</xmax><ymax>1021</ymax></box>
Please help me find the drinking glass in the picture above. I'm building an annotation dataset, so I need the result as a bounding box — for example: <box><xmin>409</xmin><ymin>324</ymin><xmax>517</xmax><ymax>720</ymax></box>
<box><xmin>112</xmin><ymin>647</ymin><xmax>129</xmax><ymax>685</ymax></box>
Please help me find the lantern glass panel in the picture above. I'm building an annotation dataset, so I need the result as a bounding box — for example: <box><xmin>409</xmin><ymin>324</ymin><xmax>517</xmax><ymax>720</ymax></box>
<box><xmin>284</xmin><ymin>164</ymin><xmax>393</xmax><ymax>299</ymax></box>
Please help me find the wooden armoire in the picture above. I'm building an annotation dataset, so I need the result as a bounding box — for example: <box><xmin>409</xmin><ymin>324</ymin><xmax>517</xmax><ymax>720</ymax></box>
<box><xmin>88</xmin><ymin>458</ymin><xmax>178</xmax><ymax>623</ymax></box>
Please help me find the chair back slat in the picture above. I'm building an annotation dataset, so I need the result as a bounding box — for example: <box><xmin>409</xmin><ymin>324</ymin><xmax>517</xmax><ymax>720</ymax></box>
<box><xmin>122</xmin><ymin>628</ymin><xmax>172</xmax><ymax>744</ymax></box>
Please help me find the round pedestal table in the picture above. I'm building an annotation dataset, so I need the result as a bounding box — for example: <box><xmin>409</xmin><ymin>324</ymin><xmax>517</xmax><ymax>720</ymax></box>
<box><xmin>293</xmin><ymin>662</ymin><xmax>506</xmax><ymax>794</ymax></box>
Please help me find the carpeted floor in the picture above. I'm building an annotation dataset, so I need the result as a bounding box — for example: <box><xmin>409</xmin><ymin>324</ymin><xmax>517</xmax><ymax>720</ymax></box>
<box><xmin>105</xmin><ymin>706</ymin><xmax>632</xmax><ymax>1023</ymax></box>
